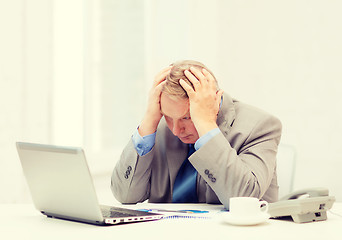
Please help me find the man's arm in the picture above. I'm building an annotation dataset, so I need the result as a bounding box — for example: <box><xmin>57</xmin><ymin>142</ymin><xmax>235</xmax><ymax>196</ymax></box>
<box><xmin>132</xmin><ymin>129</ymin><xmax>156</xmax><ymax>156</ymax></box>
<box><xmin>111</xmin><ymin>137</ymin><xmax>156</xmax><ymax>203</ymax></box>
<box><xmin>190</xmin><ymin>113</ymin><xmax>282</xmax><ymax>209</ymax></box>
<box><xmin>111</xmin><ymin>67</ymin><xmax>171</xmax><ymax>204</ymax></box>
<box><xmin>138</xmin><ymin>66</ymin><xmax>172</xmax><ymax>136</ymax></box>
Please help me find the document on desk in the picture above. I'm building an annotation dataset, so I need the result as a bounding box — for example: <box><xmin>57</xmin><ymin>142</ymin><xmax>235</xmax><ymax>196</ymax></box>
<box><xmin>137</xmin><ymin>208</ymin><xmax>212</xmax><ymax>219</ymax></box>
<box><xmin>131</xmin><ymin>203</ymin><xmax>225</xmax><ymax>220</ymax></box>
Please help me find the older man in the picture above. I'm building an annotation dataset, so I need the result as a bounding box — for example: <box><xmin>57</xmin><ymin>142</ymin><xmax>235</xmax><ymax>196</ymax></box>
<box><xmin>111</xmin><ymin>60</ymin><xmax>282</xmax><ymax>209</ymax></box>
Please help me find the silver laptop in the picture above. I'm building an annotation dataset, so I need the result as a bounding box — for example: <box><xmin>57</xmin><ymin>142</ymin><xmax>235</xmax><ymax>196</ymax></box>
<box><xmin>16</xmin><ymin>142</ymin><xmax>162</xmax><ymax>225</ymax></box>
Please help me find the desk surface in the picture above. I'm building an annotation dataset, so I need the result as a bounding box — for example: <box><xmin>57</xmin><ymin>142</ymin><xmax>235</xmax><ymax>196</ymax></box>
<box><xmin>1</xmin><ymin>203</ymin><xmax>341</xmax><ymax>240</ymax></box>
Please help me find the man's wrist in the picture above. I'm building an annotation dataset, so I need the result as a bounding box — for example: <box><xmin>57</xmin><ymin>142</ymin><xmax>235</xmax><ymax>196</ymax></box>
<box><xmin>194</xmin><ymin>121</ymin><xmax>219</xmax><ymax>137</ymax></box>
<box><xmin>139</xmin><ymin>117</ymin><xmax>161</xmax><ymax>137</ymax></box>
<box><xmin>195</xmin><ymin>128</ymin><xmax>220</xmax><ymax>150</ymax></box>
<box><xmin>132</xmin><ymin>128</ymin><xmax>156</xmax><ymax>156</ymax></box>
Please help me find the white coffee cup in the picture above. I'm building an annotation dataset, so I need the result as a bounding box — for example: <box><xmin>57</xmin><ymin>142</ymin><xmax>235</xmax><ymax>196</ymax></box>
<box><xmin>229</xmin><ymin>197</ymin><xmax>268</xmax><ymax>217</ymax></box>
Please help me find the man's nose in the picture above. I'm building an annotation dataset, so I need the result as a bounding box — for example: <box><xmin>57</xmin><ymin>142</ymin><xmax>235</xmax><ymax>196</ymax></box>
<box><xmin>172</xmin><ymin>121</ymin><xmax>182</xmax><ymax>136</ymax></box>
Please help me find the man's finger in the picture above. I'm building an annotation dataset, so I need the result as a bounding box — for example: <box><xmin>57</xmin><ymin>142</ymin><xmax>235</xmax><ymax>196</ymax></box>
<box><xmin>161</xmin><ymin>65</ymin><xmax>173</xmax><ymax>73</ymax></box>
<box><xmin>154</xmin><ymin>66</ymin><xmax>172</xmax><ymax>86</ymax></box>
<box><xmin>179</xmin><ymin>79</ymin><xmax>195</xmax><ymax>97</ymax></box>
<box><xmin>202</xmin><ymin>68</ymin><xmax>215</xmax><ymax>83</ymax></box>
<box><xmin>155</xmin><ymin>80</ymin><xmax>166</xmax><ymax>92</ymax></box>
<box><xmin>189</xmin><ymin>67</ymin><xmax>206</xmax><ymax>83</ymax></box>
<box><xmin>184</xmin><ymin>70</ymin><xmax>201</xmax><ymax>90</ymax></box>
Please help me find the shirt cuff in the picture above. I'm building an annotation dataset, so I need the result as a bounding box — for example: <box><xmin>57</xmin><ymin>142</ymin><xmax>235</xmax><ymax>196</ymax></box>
<box><xmin>132</xmin><ymin>128</ymin><xmax>156</xmax><ymax>156</ymax></box>
<box><xmin>194</xmin><ymin>128</ymin><xmax>220</xmax><ymax>150</ymax></box>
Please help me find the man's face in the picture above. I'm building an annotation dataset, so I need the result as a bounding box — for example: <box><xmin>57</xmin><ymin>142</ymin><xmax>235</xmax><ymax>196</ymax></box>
<box><xmin>160</xmin><ymin>93</ymin><xmax>199</xmax><ymax>144</ymax></box>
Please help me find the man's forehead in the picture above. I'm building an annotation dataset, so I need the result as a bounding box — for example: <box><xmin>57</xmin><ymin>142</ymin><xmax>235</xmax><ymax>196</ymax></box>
<box><xmin>160</xmin><ymin>93</ymin><xmax>190</xmax><ymax>118</ymax></box>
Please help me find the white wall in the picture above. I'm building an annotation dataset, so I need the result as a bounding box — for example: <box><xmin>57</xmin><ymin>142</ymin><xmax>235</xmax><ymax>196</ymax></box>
<box><xmin>1</xmin><ymin>0</ymin><xmax>341</xmax><ymax>203</ymax></box>
<box><xmin>0</xmin><ymin>0</ymin><xmax>86</xmax><ymax>203</ymax></box>
<box><xmin>0</xmin><ymin>0</ymin><xmax>53</xmax><ymax>202</ymax></box>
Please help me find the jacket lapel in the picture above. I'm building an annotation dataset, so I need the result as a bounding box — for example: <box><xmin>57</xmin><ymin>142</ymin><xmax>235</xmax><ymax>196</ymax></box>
<box><xmin>217</xmin><ymin>93</ymin><xmax>236</xmax><ymax>136</ymax></box>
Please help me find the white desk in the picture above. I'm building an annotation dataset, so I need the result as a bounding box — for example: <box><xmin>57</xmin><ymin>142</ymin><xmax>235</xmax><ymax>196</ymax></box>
<box><xmin>1</xmin><ymin>203</ymin><xmax>341</xmax><ymax>240</ymax></box>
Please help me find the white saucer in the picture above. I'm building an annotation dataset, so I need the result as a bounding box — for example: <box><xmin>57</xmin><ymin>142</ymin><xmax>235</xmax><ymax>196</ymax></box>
<box><xmin>222</xmin><ymin>212</ymin><xmax>270</xmax><ymax>226</ymax></box>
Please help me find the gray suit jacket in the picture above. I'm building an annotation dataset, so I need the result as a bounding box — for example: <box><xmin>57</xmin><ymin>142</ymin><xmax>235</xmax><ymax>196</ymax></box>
<box><xmin>111</xmin><ymin>93</ymin><xmax>282</xmax><ymax>209</ymax></box>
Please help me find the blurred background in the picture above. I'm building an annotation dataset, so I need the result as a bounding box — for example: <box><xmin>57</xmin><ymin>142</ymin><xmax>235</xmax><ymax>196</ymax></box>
<box><xmin>1</xmin><ymin>0</ymin><xmax>341</xmax><ymax>204</ymax></box>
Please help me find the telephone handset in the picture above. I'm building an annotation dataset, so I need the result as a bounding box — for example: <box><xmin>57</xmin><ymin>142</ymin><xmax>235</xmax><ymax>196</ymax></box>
<box><xmin>267</xmin><ymin>187</ymin><xmax>335</xmax><ymax>223</ymax></box>
<box><xmin>280</xmin><ymin>187</ymin><xmax>329</xmax><ymax>200</ymax></box>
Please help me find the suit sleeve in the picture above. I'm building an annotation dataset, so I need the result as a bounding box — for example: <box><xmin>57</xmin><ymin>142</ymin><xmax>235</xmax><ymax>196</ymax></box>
<box><xmin>111</xmin><ymin>138</ymin><xmax>154</xmax><ymax>204</ymax></box>
<box><xmin>189</xmin><ymin>114</ymin><xmax>282</xmax><ymax>209</ymax></box>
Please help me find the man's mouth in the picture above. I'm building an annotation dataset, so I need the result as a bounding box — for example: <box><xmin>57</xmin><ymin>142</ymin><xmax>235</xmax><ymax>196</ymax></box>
<box><xmin>179</xmin><ymin>135</ymin><xmax>191</xmax><ymax>140</ymax></box>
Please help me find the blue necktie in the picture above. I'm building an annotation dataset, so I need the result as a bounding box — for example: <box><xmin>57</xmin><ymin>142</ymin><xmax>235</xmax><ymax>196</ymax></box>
<box><xmin>172</xmin><ymin>144</ymin><xmax>198</xmax><ymax>203</ymax></box>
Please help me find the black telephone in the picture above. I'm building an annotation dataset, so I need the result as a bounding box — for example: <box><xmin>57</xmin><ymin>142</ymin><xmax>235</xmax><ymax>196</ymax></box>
<box><xmin>267</xmin><ymin>187</ymin><xmax>335</xmax><ymax>223</ymax></box>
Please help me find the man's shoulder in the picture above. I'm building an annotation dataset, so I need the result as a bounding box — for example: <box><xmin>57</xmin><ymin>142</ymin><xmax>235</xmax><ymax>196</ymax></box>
<box><xmin>228</xmin><ymin>99</ymin><xmax>282</xmax><ymax>140</ymax></box>
<box><xmin>233</xmin><ymin>99</ymin><xmax>280</xmax><ymax>124</ymax></box>
<box><xmin>220</xmin><ymin>97</ymin><xmax>282</xmax><ymax>149</ymax></box>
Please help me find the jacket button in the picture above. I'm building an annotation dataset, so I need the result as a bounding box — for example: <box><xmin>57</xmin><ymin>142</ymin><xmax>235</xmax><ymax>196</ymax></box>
<box><xmin>124</xmin><ymin>174</ymin><xmax>129</xmax><ymax>179</ymax></box>
<box><xmin>211</xmin><ymin>178</ymin><xmax>216</xmax><ymax>183</ymax></box>
<box><xmin>127</xmin><ymin>166</ymin><xmax>132</xmax><ymax>171</ymax></box>
<box><xmin>204</xmin><ymin>169</ymin><xmax>210</xmax><ymax>175</ymax></box>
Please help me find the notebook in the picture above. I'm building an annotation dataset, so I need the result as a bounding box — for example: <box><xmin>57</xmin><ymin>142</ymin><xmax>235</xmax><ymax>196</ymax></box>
<box><xmin>16</xmin><ymin>142</ymin><xmax>163</xmax><ymax>225</ymax></box>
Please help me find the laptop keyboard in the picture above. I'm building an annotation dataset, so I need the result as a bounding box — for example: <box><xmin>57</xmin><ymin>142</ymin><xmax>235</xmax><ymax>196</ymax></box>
<box><xmin>100</xmin><ymin>205</ymin><xmax>149</xmax><ymax>218</ymax></box>
<box><xmin>102</xmin><ymin>210</ymin><xmax>135</xmax><ymax>218</ymax></box>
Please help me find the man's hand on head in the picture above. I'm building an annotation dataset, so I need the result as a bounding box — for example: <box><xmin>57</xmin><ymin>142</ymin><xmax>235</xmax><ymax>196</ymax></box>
<box><xmin>179</xmin><ymin>67</ymin><xmax>224</xmax><ymax>137</ymax></box>
<box><xmin>139</xmin><ymin>66</ymin><xmax>172</xmax><ymax>137</ymax></box>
